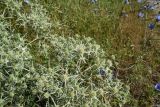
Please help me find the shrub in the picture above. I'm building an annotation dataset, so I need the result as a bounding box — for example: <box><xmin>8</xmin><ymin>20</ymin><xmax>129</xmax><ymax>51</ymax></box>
<box><xmin>0</xmin><ymin>0</ymin><xmax>130</xmax><ymax>106</ymax></box>
<box><xmin>0</xmin><ymin>15</ymin><xmax>34</xmax><ymax>106</ymax></box>
<box><xmin>41</xmin><ymin>35</ymin><xmax>130</xmax><ymax>107</ymax></box>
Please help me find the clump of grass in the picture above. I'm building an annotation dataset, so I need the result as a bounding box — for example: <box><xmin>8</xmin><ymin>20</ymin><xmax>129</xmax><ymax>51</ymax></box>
<box><xmin>40</xmin><ymin>0</ymin><xmax>124</xmax><ymax>50</ymax></box>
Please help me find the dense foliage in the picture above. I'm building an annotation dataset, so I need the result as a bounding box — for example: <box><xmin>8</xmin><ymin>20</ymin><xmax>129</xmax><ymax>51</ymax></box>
<box><xmin>0</xmin><ymin>0</ymin><xmax>130</xmax><ymax>107</ymax></box>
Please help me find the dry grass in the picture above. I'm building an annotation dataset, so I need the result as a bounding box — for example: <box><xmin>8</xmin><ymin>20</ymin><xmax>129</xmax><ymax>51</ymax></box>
<box><xmin>120</xmin><ymin>13</ymin><xmax>145</xmax><ymax>51</ymax></box>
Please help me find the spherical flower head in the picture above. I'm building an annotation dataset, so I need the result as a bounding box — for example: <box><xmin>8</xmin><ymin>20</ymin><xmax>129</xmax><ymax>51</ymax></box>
<box><xmin>155</xmin><ymin>83</ymin><xmax>160</xmax><ymax>91</ymax></box>
<box><xmin>148</xmin><ymin>23</ymin><xmax>155</xmax><ymax>30</ymax></box>
<box><xmin>99</xmin><ymin>68</ymin><xmax>106</xmax><ymax>76</ymax></box>
<box><xmin>156</xmin><ymin>14</ymin><xmax>160</xmax><ymax>22</ymax></box>
<box><xmin>138</xmin><ymin>12</ymin><xmax>144</xmax><ymax>18</ymax></box>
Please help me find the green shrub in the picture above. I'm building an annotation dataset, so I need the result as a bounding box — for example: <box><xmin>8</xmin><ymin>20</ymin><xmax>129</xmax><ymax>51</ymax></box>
<box><xmin>0</xmin><ymin>16</ymin><xmax>34</xmax><ymax>106</ymax></box>
<box><xmin>41</xmin><ymin>35</ymin><xmax>130</xmax><ymax>107</ymax></box>
<box><xmin>0</xmin><ymin>0</ymin><xmax>51</xmax><ymax>37</ymax></box>
<box><xmin>0</xmin><ymin>0</ymin><xmax>130</xmax><ymax>106</ymax></box>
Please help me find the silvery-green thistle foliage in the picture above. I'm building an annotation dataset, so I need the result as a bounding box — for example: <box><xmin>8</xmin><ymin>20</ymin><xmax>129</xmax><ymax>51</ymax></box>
<box><xmin>0</xmin><ymin>0</ymin><xmax>51</xmax><ymax>106</ymax></box>
<box><xmin>46</xmin><ymin>35</ymin><xmax>130</xmax><ymax>107</ymax></box>
<box><xmin>0</xmin><ymin>0</ymin><xmax>130</xmax><ymax>107</ymax></box>
<box><xmin>1</xmin><ymin>0</ymin><xmax>51</xmax><ymax>36</ymax></box>
<box><xmin>0</xmin><ymin>16</ymin><xmax>34</xmax><ymax>106</ymax></box>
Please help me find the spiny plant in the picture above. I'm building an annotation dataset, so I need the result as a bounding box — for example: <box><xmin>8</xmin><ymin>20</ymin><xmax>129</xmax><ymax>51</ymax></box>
<box><xmin>0</xmin><ymin>0</ymin><xmax>130</xmax><ymax>107</ymax></box>
<box><xmin>0</xmin><ymin>14</ymin><xmax>34</xmax><ymax>106</ymax></box>
<box><xmin>40</xmin><ymin>35</ymin><xmax>130</xmax><ymax>107</ymax></box>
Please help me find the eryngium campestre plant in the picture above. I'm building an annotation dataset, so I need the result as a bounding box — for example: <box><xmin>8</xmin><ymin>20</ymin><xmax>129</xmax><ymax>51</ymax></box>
<box><xmin>0</xmin><ymin>0</ymin><xmax>51</xmax><ymax>36</ymax></box>
<box><xmin>0</xmin><ymin>17</ymin><xmax>34</xmax><ymax>106</ymax></box>
<box><xmin>37</xmin><ymin>35</ymin><xmax>130</xmax><ymax>107</ymax></box>
<box><xmin>0</xmin><ymin>0</ymin><xmax>130</xmax><ymax>107</ymax></box>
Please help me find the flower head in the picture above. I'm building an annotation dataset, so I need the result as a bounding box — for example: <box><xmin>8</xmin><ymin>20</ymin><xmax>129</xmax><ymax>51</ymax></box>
<box><xmin>156</xmin><ymin>14</ymin><xmax>160</xmax><ymax>22</ymax></box>
<box><xmin>99</xmin><ymin>68</ymin><xmax>106</xmax><ymax>76</ymax></box>
<box><xmin>155</xmin><ymin>83</ymin><xmax>160</xmax><ymax>91</ymax></box>
<box><xmin>138</xmin><ymin>12</ymin><xmax>144</xmax><ymax>18</ymax></box>
<box><xmin>148</xmin><ymin>23</ymin><xmax>155</xmax><ymax>30</ymax></box>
